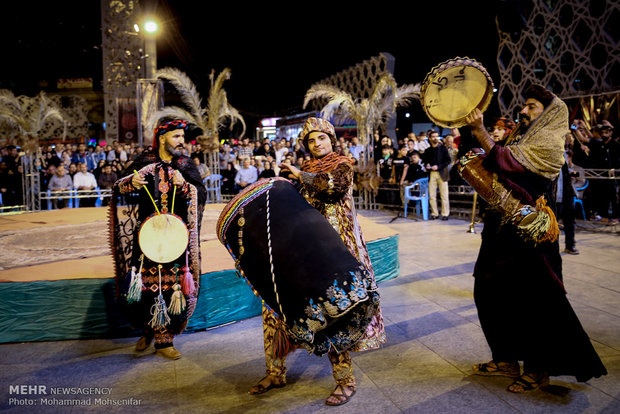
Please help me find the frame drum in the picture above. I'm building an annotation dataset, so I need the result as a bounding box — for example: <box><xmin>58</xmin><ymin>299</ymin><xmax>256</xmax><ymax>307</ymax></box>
<box><xmin>421</xmin><ymin>57</ymin><xmax>494</xmax><ymax>128</ymax></box>
<box><xmin>138</xmin><ymin>213</ymin><xmax>189</xmax><ymax>263</ymax></box>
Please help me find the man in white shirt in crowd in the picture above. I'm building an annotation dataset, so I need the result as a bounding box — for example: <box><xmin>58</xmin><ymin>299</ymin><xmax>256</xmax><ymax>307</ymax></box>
<box><xmin>234</xmin><ymin>157</ymin><xmax>258</xmax><ymax>192</ymax></box>
<box><xmin>73</xmin><ymin>162</ymin><xmax>98</xmax><ymax>207</ymax></box>
<box><xmin>416</xmin><ymin>131</ymin><xmax>430</xmax><ymax>153</ymax></box>
<box><xmin>348</xmin><ymin>136</ymin><xmax>365</xmax><ymax>161</ymax></box>
<box><xmin>275</xmin><ymin>139</ymin><xmax>289</xmax><ymax>165</ymax></box>
<box><xmin>48</xmin><ymin>165</ymin><xmax>74</xmax><ymax>209</ymax></box>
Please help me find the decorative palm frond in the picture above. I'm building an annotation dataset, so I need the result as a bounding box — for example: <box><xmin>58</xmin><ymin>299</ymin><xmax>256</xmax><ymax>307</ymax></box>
<box><xmin>205</xmin><ymin>68</ymin><xmax>245</xmax><ymax>139</ymax></box>
<box><xmin>151</xmin><ymin>67</ymin><xmax>246</xmax><ymax>173</ymax></box>
<box><xmin>156</xmin><ymin>67</ymin><xmax>205</xmax><ymax>119</ymax></box>
<box><xmin>217</xmin><ymin>103</ymin><xmax>246</xmax><ymax>138</ymax></box>
<box><xmin>394</xmin><ymin>83</ymin><xmax>421</xmax><ymax>106</ymax></box>
<box><xmin>0</xmin><ymin>90</ymin><xmax>23</xmax><ymax>113</ymax></box>
<box><xmin>304</xmin><ymin>73</ymin><xmax>421</xmax><ymax>159</ymax></box>
<box><xmin>0</xmin><ymin>90</ymin><xmax>66</xmax><ymax>153</ymax></box>
<box><xmin>366</xmin><ymin>74</ymin><xmax>398</xmax><ymax>123</ymax></box>
<box><xmin>32</xmin><ymin>92</ymin><xmax>64</xmax><ymax>133</ymax></box>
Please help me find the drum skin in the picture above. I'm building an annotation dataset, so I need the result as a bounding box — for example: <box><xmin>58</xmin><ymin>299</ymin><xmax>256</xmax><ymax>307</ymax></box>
<box><xmin>138</xmin><ymin>213</ymin><xmax>189</xmax><ymax>263</ymax></box>
<box><xmin>217</xmin><ymin>177</ymin><xmax>379</xmax><ymax>355</ymax></box>
<box><xmin>421</xmin><ymin>57</ymin><xmax>494</xmax><ymax>128</ymax></box>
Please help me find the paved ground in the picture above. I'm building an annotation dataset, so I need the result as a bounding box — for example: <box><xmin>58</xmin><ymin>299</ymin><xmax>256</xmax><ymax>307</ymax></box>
<box><xmin>1</xmin><ymin>211</ymin><xmax>618</xmax><ymax>413</ymax></box>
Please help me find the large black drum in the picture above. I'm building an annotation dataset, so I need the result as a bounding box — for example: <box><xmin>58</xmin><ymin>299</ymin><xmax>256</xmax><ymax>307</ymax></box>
<box><xmin>217</xmin><ymin>177</ymin><xmax>379</xmax><ymax>355</ymax></box>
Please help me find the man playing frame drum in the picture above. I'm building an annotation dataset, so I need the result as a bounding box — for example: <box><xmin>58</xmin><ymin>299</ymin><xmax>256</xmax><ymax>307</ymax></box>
<box><xmin>249</xmin><ymin>117</ymin><xmax>386</xmax><ymax>405</ymax></box>
<box><xmin>109</xmin><ymin>118</ymin><xmax>207</xmax><ymax>360</ymax></box>
<box><xmin>462</xmin><ymin>84</ymin><xmax>606</xmax><ymax>392</ymax></box>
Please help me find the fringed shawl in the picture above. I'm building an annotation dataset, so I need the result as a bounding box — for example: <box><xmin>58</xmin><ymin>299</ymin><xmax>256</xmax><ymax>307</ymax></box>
<box><xmin>505</xmin><ymin>97</ymin><xmax>568</xmax><ymax>180</ymax></box>
<box><xmin>302</xmin><ymin>151</ymin><xmax>354</xmax><ymax>174</ymax></box>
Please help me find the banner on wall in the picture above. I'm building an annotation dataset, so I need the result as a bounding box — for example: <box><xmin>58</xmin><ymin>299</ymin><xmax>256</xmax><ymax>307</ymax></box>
<box><xmin>117</xmin><ymin>97</ymin><xmax>138</xmax><ymax>143</ymax></box>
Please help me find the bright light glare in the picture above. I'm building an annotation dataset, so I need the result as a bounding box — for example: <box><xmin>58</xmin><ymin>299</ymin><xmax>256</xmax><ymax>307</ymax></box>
<box><xmin>144</xmin><ymin>21</ymin><xmax>158</xmax><ymax>33</ymax></box>
<box><xmin>134</xmin><ymin>24</ymin><xmax>140</xmax><ymax>32</ymax></box>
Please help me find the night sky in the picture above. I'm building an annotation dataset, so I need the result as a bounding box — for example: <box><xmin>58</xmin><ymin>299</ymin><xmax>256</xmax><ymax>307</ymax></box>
<box><xmin>2</xmin><ymin>1</ymin><xmax>505</xmax><ymax>128</ymax></box>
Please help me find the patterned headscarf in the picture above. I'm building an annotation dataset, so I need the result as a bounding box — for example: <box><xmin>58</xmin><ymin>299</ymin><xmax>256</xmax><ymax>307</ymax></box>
<box><xmin>505</xmin><ymin>96</ymin><xmax>568</xmax><ymax>180</ymax></box>
<box><xmin>493</xmin><ymin>117</ymin><xmax>515</xmax><ymax>135</ymax></box>
<box><xmin>299</xmin><ymin>117</ymin><xmax>337</xmax><ymax>150</ymax></box>
<box><xmin>152</xmin><ymin>119</ymin><xmax>189</xmax><ymax>149</ymax></box>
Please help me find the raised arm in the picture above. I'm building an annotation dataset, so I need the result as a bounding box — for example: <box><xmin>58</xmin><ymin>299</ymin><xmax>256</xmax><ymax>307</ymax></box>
<box><xmin>464</xmin><ymin>108</ymin><xmax>495</xmax><ymax>153</ymax></box>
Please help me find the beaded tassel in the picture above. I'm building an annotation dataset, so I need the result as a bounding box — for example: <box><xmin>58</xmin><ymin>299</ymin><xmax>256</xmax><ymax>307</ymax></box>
<box><xmin>181</xmin><ymin>251</ymin><xmax>195</xmax><ymax>296</ymax></box>
<box><xmin>168</xmin><ymin>266</ymin><xmax>186</xmax><ymax>315</ymax></box>
<box><xmin>149</xmin><ymin>265</ymin><xmax>170</xmax><ymax>329</ymax></box>
<box><xmin>127</xmin><ymin>255</ymin><xmax>144</xmax><ymax>303</ymax></box>
<box><xmin>168</xmin><ymin>284</ymin><xmax>186</xmax><ymax>315</ymax></box>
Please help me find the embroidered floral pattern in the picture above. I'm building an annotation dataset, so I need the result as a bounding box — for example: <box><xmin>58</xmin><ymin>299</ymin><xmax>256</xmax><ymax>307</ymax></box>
<box><xmin>304</xmin><ymin>298</ymin><xmax>326</xmax><ymax>323</ymax></box>
<box><xmin>284</xmin><ymin>264</ymin><xmax>379</xmax><ymax>355</ymax></box>
<box><xmin>326</xmin><ymin>281</ymin><xmax>353</xmax><ymax>311</ymax></box>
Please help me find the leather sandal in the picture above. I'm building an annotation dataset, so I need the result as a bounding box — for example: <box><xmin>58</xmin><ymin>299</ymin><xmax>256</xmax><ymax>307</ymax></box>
<box><xmin>325</xmin><ymin>384</ymin><xmax>356</xmax><ymax>406</ymax></box>
<box><xmin>473</xmin><ymin>361</ymin><xmax>520</xmax><ymax>378</ymax></box>
<box><xmin>507</xmin><ymin>372</ymin><xmax>549</xmax><ymax>393</ymax></box>
<box><xmin>248</xmin><ymin>376</ymin><xmax>286</xmax><ymax>395</ymax></box>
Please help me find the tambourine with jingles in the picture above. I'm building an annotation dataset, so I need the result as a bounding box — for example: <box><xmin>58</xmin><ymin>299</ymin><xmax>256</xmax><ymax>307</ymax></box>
<box><xmin>217</xmin><ymin>177</ymin><xmax>380</xmax><ymax>356</ymax></box>
<box><xmin>421</xmin><ymin>57</ymin><xmax>494</xmax><ymax>128</ymax></box>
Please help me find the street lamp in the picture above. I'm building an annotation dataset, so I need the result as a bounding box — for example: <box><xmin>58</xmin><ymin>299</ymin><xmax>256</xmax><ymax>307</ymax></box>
<box><xmin>141</xmin><ymin>17</ymin><xmax>159</xmax><ymax>79</ymax></box>
<box><xmin>144</xmin><ymin>20</ymin><xmax>158</xmax><ymax>34</ymax></box>
<box><xmin>135</xmin><ymin>16</ymin><xmax>161</xmax><ymax>147</ymax></box>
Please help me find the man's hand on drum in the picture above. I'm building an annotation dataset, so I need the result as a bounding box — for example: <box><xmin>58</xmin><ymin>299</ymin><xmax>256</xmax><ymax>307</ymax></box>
<box><xmin>279</xmin><ymin>161</ymin><xmax>301</xmax><ymax>181</ymax></box>
<box><xmin>464</xmin><ymin>108</ymin><xmax>485</xmax><ymax>129</ymax></box>
<box><xmin>132</xmin><ymin>171</ymin><xmax>148</xmax><ymax>188</ymax></box>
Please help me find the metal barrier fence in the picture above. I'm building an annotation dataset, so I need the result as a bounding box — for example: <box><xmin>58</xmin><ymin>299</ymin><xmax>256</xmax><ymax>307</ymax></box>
<box><xmin>38</xmin><ymin>189</ymin><xmax>113</xmax><ymax>210</ymax></box>
<box><xmin>2</xmin><ymin>168</ymin><xmax>618</xmax><ymax>214</ymax></box>
<box><xmin>583</xmin><ymin>169</ymin><xmax>620</xmax><ymax>180</ymax></box>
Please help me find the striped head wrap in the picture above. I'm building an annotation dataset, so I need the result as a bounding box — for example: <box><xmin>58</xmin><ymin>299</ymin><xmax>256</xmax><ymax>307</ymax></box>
<box><xmin>153</xmin><ymin>119</ymin><xmax>189</xmax><ymax>149</ymax></box>
<box><xmin>493</xmin><ymin>117</ymin><xmax>516</xmax><ymax>135</ymax></box>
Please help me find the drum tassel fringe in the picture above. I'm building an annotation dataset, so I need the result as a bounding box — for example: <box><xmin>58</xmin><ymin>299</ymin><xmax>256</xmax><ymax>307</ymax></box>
<box><xmin>512</xmin><ymin>196</ymin><xmax>560</xmax><ymax>245</ymax></box>
<box><xmin>127</xmin><ymin>255</ymin><xmax>144</xmax><ymax>303</ymax></box>
<box><xmin>273</xmin><ymin>318</ymin><xmax>294</xmax><ymax>359</ymax></box>
<box><xmin>149</xmin><ymin>265</ymin><xmax>171</xmax><ymax>329</ymax></box>
<box><xmin>168</xmin><ymin>284</ymin><xmax>186</xmax><ymax>315</ymax></box>
<box><xmin>182</xmin><ymin>251</ymin><xmax>196</xmax><ymax>296</ymax></box>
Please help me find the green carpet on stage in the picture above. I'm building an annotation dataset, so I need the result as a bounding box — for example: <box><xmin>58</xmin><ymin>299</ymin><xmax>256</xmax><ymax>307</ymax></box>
<box><xmin>0</xmin><ymin>235</ymin><xmax>398</xmax><ymax>343</ymax></box>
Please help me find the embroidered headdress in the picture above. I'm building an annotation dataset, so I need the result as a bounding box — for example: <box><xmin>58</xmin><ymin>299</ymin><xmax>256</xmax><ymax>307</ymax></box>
<box><xmin>299</xmin><ymin>117</ymin><xmax>337</xmax><ymax>150</ymax></box>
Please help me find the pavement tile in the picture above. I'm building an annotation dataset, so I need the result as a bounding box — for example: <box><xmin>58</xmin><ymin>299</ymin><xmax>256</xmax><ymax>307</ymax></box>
<box><xmin>1</xmin><ymin>211</ymin><xmax>619</xmax><ymax>413</ymax></box>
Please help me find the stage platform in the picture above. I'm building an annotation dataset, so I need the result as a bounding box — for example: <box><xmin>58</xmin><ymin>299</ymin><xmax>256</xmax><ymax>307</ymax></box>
<box><xmin>0</xmin><ymin>206</ymin><xmax>399</xmax><ymax>344</ymax></box>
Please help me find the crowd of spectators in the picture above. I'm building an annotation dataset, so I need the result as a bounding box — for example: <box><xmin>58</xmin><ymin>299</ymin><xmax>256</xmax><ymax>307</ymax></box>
<box><xmin>566</xmin><ymin>119</ymin><xmax>620</xmax><ymax>224</ymax></box>
<box><xmin>373</xmin><ymin>129</ymin><xmax>459</xmax><ymax>219</ymax></box>
<box><xmin>1</xmin><ymin>118</ymin><xmax>618</xmax><ymax>222</ymax></box>
<box><xmin>0</xmin><ymin>140</ymin><xmax>209</xmax><ymax>209</ymax></box>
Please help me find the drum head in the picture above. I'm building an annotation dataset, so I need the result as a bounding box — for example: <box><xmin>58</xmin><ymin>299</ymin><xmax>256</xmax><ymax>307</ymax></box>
<box><xmin>139</xmin><ymin>213</ymin><xmax>189</xmax><ymax>263</ymax></box>
<box><xmin>421</xmin><ymin>57</ymin><xmax>494</xmax><ymax>128</ymax></box>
